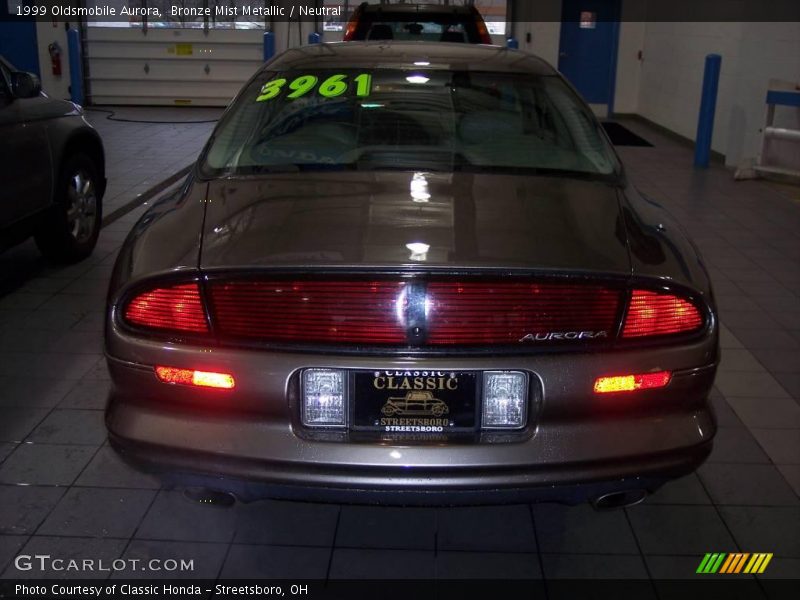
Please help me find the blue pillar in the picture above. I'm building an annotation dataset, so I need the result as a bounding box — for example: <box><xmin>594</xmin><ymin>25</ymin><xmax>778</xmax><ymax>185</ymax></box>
<box><xmin>263</xmin><ymin>31</ymin><xmax>275</xmax><ymax>61</ymax></box>
<box><xmin>67</xmin><ymin>27</ymin><xmax>83</xmax><ymax>106</ymax></box>
<box><xmin>308</xmin><ymin>32</ymin><xmax>321</xmax><ymax>44</ymax></box>
<box><xmin>506</xmin><ymin>37</ymin><xmax>519</xmax><ymax>49</ymax></box>
<box><xmin>694</xmin><ymin>54</ymin><xmax>722</xmax><ymax>168</ymax></box>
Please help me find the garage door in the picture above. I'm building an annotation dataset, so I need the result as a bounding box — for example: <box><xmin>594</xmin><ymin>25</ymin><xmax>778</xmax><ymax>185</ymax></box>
<box><xmin>85</xmin><ymin>26</ymin><xmax>263</xmax><ymax>106</ymax></box>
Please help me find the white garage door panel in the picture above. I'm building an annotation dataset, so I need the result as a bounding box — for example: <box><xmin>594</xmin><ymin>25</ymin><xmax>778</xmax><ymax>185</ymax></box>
<box><xmin>85</xmin><ymin>27</ymin><xmax>264</xmax><ymax>106</ymax></box>
<box><xmin>88</xmin><ymin>59</ymin><xmax>261</xmax><ymax>83</ymax></box>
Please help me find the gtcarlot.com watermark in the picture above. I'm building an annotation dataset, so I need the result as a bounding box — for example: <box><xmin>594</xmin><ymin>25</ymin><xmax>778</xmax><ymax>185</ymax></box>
<box><xmin>14</xmin><ymin>554</ymin><xmax>194</xmax><ymax>573</ymax></box>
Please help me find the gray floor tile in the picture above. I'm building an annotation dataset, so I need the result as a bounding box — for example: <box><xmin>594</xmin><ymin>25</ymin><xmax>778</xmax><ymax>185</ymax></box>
<box><xmin>773</xmin><ymin>373</ymin><xmax>800</xmax><ymax>400</ymax></box>
<box><xmin>714</xmin><ymin>371</ymin><xmax>791</xmax><ymax>399</ymax></box>
<box><xmin>0</xmin><ymin>485</ymin><xmax>65</xmax><ymax>535</ymax></box>
<box><xmin>26</xmin><ymin>409</ymin><xmax>106</xmax><ymax>445</ymax></box>
<box><xmin>707</xmin><ymin>427</ymin><xmax>771</xmax><ymax>464</ymax></box>
<box><xmin>74</xmin><ymin>447</ymin><xmax>161</xmax><ymax>489</ymax></box>
<box><xmin>541</xmin><ymin>553</ymin><xmax>649</xmax><ymax>579</ymax></box>
<box><xmin>726</xmin><ymin>396</ymin><xmax>800</xmax><ymax>429</ymax></box>
<box><xmin>57</xmin><ymin>379</ymin><xmax>110</xmax><ymax>410</ymax></box>
<box><xmin>335</xmin><ymin>506</ymin><xmax>435</xmax><ymax>550</ymax></box>
<box><xmin>436</xmin><ymin>551</ymin><xmax>542</xmax><ymax>579</ymax></box>
<box><xmin>0</xmin><ymin>378</ymin><xmax>75</xmax><ymax>408</ymax></box>
<box><xmin>4</xmin><ymin>536</ymin><xmax>126</xmax><ymax>579</ymax></box>
<box><xmin>0</xmin><ymin>444</ymin><xmax>96</xmax><ymax>486</ymax></box>
<box><xmin>750</xmin><ymin>429</ymin><xmax>800</xmax><ymax>465</ymax></box>
<box><xmin>220</xmin><ymin>544</ymin><xmax>330</xmax><ymax>579</ymax></box>
<box><xmin>437</xmin><ymin>505</ymin><xmax>536</xmax><ymax>552</ymax></box>
<box><xmin>645</xmin><ymin>473</ymin><xmax>712</xmax><ymax>505</ymax></box>
<box><xmin>0</xmin><ymin>443</ymin><xmax>15</xmax><ymax>464</ymax></box>
<box><xmin>719</xmin><ymin>506</ymin><xmax>800</xmax><ymax>557</ymax></box>
<box><xmin>626</xmin><ymin>505</ymin><xmax>737</xmax><ymax>555</ymax></box>
<box><xmin>710</xmin><ymin>395</ymin><xmax>745</xmax><ymax>428</ymax></box>
<box><xmin>112</xmin><ymin>540</ymin><xmax>228</xmax><ymax>579</ymax></box>
<box><xmin>233</xmin><ymin>499</ymin><xmax>339</xmax><ymax>547</ymax></box>
<box><xmin>750</xmin><ymin>349</ymin><xmax>800</xmax><ymax>374</ymax></box>
<box><xmin>37</xmin><ymin>487</ymin><xmax>156</xmax><ymax>538</ymax></box>
<box><xmin>718</xmin><ymin>348</ymin><xmax>767</xmax><ymax>372</ymax></box>
<box><xmin>776</xmin><ymin>465</ymin><xmax>800</xmax><ymax>498</ymax></box>
<box><xmin>136</xmin><ymin>490</ymin><xmax>236</xmax><ymax>543</ymax></box>
<box><xmin>329</xmin><ymin>548</ymin><xmax>434</xmax><ymax>579</ymax></box>
<box><xmin>533</xmin><ymin>503</ymin><xmax>639</xmax><ymax>554</ymax></box>
<box><xmin>0</xmin><ymin>409</ymin><xmax>49</xmax><ymax>442</ymax></box>
<box><xmin>0</xmin><ymin>536</ymin><xmax>27</xmax><ymax>574</ymax></box>
<box><xmin>698</xmin><ymin>463</ymin><xmax>799</xmax><ymax>506</ymax></box>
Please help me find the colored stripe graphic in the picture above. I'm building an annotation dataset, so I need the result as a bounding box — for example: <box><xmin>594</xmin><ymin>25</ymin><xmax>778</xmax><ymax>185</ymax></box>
<box><xmin>697</xmin><ymin>553</ymin><xmax>727</xmax><ymax>573</ymax></box>
<box><xmin>699</xmin><ymin>553</ymin><xmax>773</xmax><ymax>574</ymax></box>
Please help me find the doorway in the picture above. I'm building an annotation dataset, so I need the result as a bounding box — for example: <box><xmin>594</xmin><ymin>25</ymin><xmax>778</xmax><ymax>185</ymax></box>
<box><xmin>558</xmin><ymin>0</ymin><xmax>621</xmax><ymax>116</ymax></box>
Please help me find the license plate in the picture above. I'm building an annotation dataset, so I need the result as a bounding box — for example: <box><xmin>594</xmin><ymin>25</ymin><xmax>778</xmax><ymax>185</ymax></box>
<box><xmin>351</xmin><ymin>370</ymin><xmax>478</xmax><ymax>433</ymax></box>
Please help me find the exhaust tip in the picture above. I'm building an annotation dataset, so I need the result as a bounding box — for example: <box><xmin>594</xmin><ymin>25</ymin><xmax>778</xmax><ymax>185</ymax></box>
<box><xmin>182</xmin><ymin>487</ymin><xmax>236</xmax><ymax>507</ymax></box>
<box><xmin>592</xmin><ymin>489</ymin><xmax>647</xmax><ymax>510</ymax></box>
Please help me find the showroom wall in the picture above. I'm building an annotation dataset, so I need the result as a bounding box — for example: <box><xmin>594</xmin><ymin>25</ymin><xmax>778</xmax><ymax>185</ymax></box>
<box><xmin>636</xmin><ymin>20</ymin><xmax>800</xmax><ymax>167</ymax></box>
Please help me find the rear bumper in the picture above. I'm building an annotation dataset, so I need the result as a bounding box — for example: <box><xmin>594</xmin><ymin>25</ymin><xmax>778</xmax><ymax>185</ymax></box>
<box><xmin>105</xmin><ymin>333</ymin><xmax>718</xmax><ymax>504</ymax></box>
<box><xmin>108</xmin><ymin>428</ymin><xmax>712</xmax><ymax>505</ymax></box>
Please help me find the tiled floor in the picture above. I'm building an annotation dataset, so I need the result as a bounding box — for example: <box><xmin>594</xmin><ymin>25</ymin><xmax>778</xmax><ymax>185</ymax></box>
<box><xmin>0</xmin><ymin>115</ymin><xmax>798</xmax><ymax>587</ymax></box>
<box><xmin>84</xmin><ymin>107</ymin><xmax>221</xmax><ymax>215</ymax></box>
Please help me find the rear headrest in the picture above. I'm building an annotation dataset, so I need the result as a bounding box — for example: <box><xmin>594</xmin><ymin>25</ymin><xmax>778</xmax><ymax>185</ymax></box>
<box><xmin>368</xmin><ymin>24</ymin><xmax>394</xmax><ymax>40</ymax></box>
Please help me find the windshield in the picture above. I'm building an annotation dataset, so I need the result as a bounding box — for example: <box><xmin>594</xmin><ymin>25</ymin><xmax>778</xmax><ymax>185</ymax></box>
<box><xmin>201</xmin><ymin>68</ymin><xmax>621</xmax><ymax>179</ymax></box>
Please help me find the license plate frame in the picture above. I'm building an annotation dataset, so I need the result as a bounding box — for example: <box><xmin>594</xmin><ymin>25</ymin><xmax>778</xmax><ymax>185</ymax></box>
<box><xmin>350</xmin><ymin>370</ymin><xmax>479</xmax><ymax>434</ymax></box>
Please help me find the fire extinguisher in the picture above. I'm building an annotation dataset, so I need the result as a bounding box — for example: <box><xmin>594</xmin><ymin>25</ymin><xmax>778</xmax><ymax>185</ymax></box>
<box><xmin>48</xmin><ymin>42</ymin><xmax>62</xmax><ymax>76</ymax></box>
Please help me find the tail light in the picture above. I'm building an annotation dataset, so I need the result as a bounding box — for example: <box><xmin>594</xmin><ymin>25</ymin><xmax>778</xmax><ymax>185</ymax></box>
<box><xmin>594</xmin><ymin>371</ymin><xmax>672</xmax><ymax>394</ymax></box>
<box><xmin>123</xmin><ymin>283</ymin><xmax>208</xmax><ymax>333</ymax></box>
<box><xmin>622</xmin><ymin>290</ymin><xmax>703</xmax><ymax>338</ymax></box>
<box><xmin>476</xmin><ymin>17</ymin><xmax>493</xmax><ymax>44</ymax></box>
<box><xmin>343</xmin><ymin>10</ymin><xmax>359</xmax><ymax>40</ymax></box>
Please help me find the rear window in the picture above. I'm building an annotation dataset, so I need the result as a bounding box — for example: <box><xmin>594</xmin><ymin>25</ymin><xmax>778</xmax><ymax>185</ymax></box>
<box><xmin>202</xmin><ymin>68</ymin><xmax>620</xmax><ymax>179</ymax></box>
<box><xmin>352</xmin><ymin>14</ymin><xmax>481</xmax><ymax>43</ymax></box>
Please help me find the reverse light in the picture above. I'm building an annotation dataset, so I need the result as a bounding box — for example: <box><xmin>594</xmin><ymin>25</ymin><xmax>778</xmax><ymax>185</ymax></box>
<box><xmin>593</xmin><ymin>371</ymin><xmax>672</xmax><ymax>394</ymax></box>
<box><xmin>155</xmin><ymin>366</ymin><xmax>235</xmax><ymax>389</ymax></box>
<box><xmin>124</xmin><ymin>283</ymin><xmax>208</xmax><ymax>333</ymax></box>
<box><xmin>302</xmin><ymin>369</ymin><xmax>346</xmax><ymax>427</ymax></box>
<box><xmin>482</xmin><ymin>371</ymin><xmax>527</xmax><ymax>429</ymax></box>
<box><xmin>622</xmin><ymin>290</ymin><xmax>703</xmax><ymax>338</ymax></box>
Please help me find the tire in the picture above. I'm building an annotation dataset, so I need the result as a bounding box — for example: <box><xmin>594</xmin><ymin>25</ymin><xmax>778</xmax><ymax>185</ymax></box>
<box><xmin>34</xmin><ymin>152</ymin><xmax>102</xmax><ymax>263</ymax></box>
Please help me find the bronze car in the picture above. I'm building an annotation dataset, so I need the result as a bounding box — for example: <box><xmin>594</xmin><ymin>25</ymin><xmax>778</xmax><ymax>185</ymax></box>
<box><xmin>105</xmin><ymin>42</ymin><xmax>718</xmax><ymax>507</ymax></box>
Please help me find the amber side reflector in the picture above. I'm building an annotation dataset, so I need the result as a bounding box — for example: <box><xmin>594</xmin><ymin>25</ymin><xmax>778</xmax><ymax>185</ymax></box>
<box><xmin>593</xmin><ymin>371</ymin><xmax>671</xmax><ymax>394</ymax></box>
<box><xmin>155</xmin><ymin>366</ymin><xmax>235</xmax><ymax>390</ymax></box>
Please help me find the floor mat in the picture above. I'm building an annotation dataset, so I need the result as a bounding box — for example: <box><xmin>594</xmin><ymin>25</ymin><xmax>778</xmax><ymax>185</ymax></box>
<box><xmin>601</xmin><ymin>122</ymin><xmax>654</xmax><ymax>147</ymax></box>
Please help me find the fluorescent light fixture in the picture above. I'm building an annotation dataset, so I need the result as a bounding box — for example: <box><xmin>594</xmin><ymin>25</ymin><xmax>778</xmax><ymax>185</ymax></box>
<box><xmin>406</xmin><ymin>75</ymin><xmax>430</xmax><ymax>84</ymax></box>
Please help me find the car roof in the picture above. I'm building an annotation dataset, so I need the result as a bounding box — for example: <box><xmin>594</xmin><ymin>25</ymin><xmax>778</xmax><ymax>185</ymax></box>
<box><xmin>358</xmin><ymin>2</ymin><xmax>476</xmax><ymax>15</ymax></box>
<box><xmin>266</xmin><ymin>42</ymin><xmax>557</xmax><ymax>76</ymax></box>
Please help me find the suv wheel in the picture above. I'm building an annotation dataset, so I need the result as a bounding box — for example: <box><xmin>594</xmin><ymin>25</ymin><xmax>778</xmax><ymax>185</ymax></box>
<box><xmin>35</xmin><ymin>152</ymin><xmax>102</xmax><ymax>263</ymax></box>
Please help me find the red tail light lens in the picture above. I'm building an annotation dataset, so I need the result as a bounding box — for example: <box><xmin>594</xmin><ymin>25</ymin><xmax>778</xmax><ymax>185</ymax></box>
<box><xmin>594</xmin><ymin>371</ymin><xmax>671</xmax><ymax>394</ymax></box>
<box><xmin>155</xmin><ymin>366</ymin><xmax>235</xmax><ymax>389</ymax></box>
<box><xmin>124</xmin><ymin>283</ymin><xmax>208</xmax><ymax>333</ymax></box>
<box><xmin>476</xmin><ymin>19</ymin><xmax>493</xmax><ymax>44</ymax></box>
<box><xmin>426</xmin><ymin>282</ymin><xmax>621</xmax><ymax>345</ymax></box>
<box><xmin>343</xmin><ymin>11</ymin><xmax>359</xmax><ymax>40</ymax></box>
<box><xmin>209</xmin><ymin>281</ymin><xmax>408</xmax><ymax>344</ymax></box>
<box><xmin>622</xmin><ymin>290</ymin><xmax>703</xmax><ymax>338</ymax></box>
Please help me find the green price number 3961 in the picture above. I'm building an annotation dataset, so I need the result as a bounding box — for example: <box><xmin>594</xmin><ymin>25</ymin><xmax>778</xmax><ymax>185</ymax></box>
<box><xmin>256</xmin><ymin>73</ymin><xmax>372</xmax><ymax>102</ymax></box>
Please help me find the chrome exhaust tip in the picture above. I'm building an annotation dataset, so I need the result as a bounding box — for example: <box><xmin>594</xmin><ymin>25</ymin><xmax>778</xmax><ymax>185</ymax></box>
<box><xmin>592</xmin><ymin>489</ymin><xmax>647</xmax><ymax>510</ymax></box>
